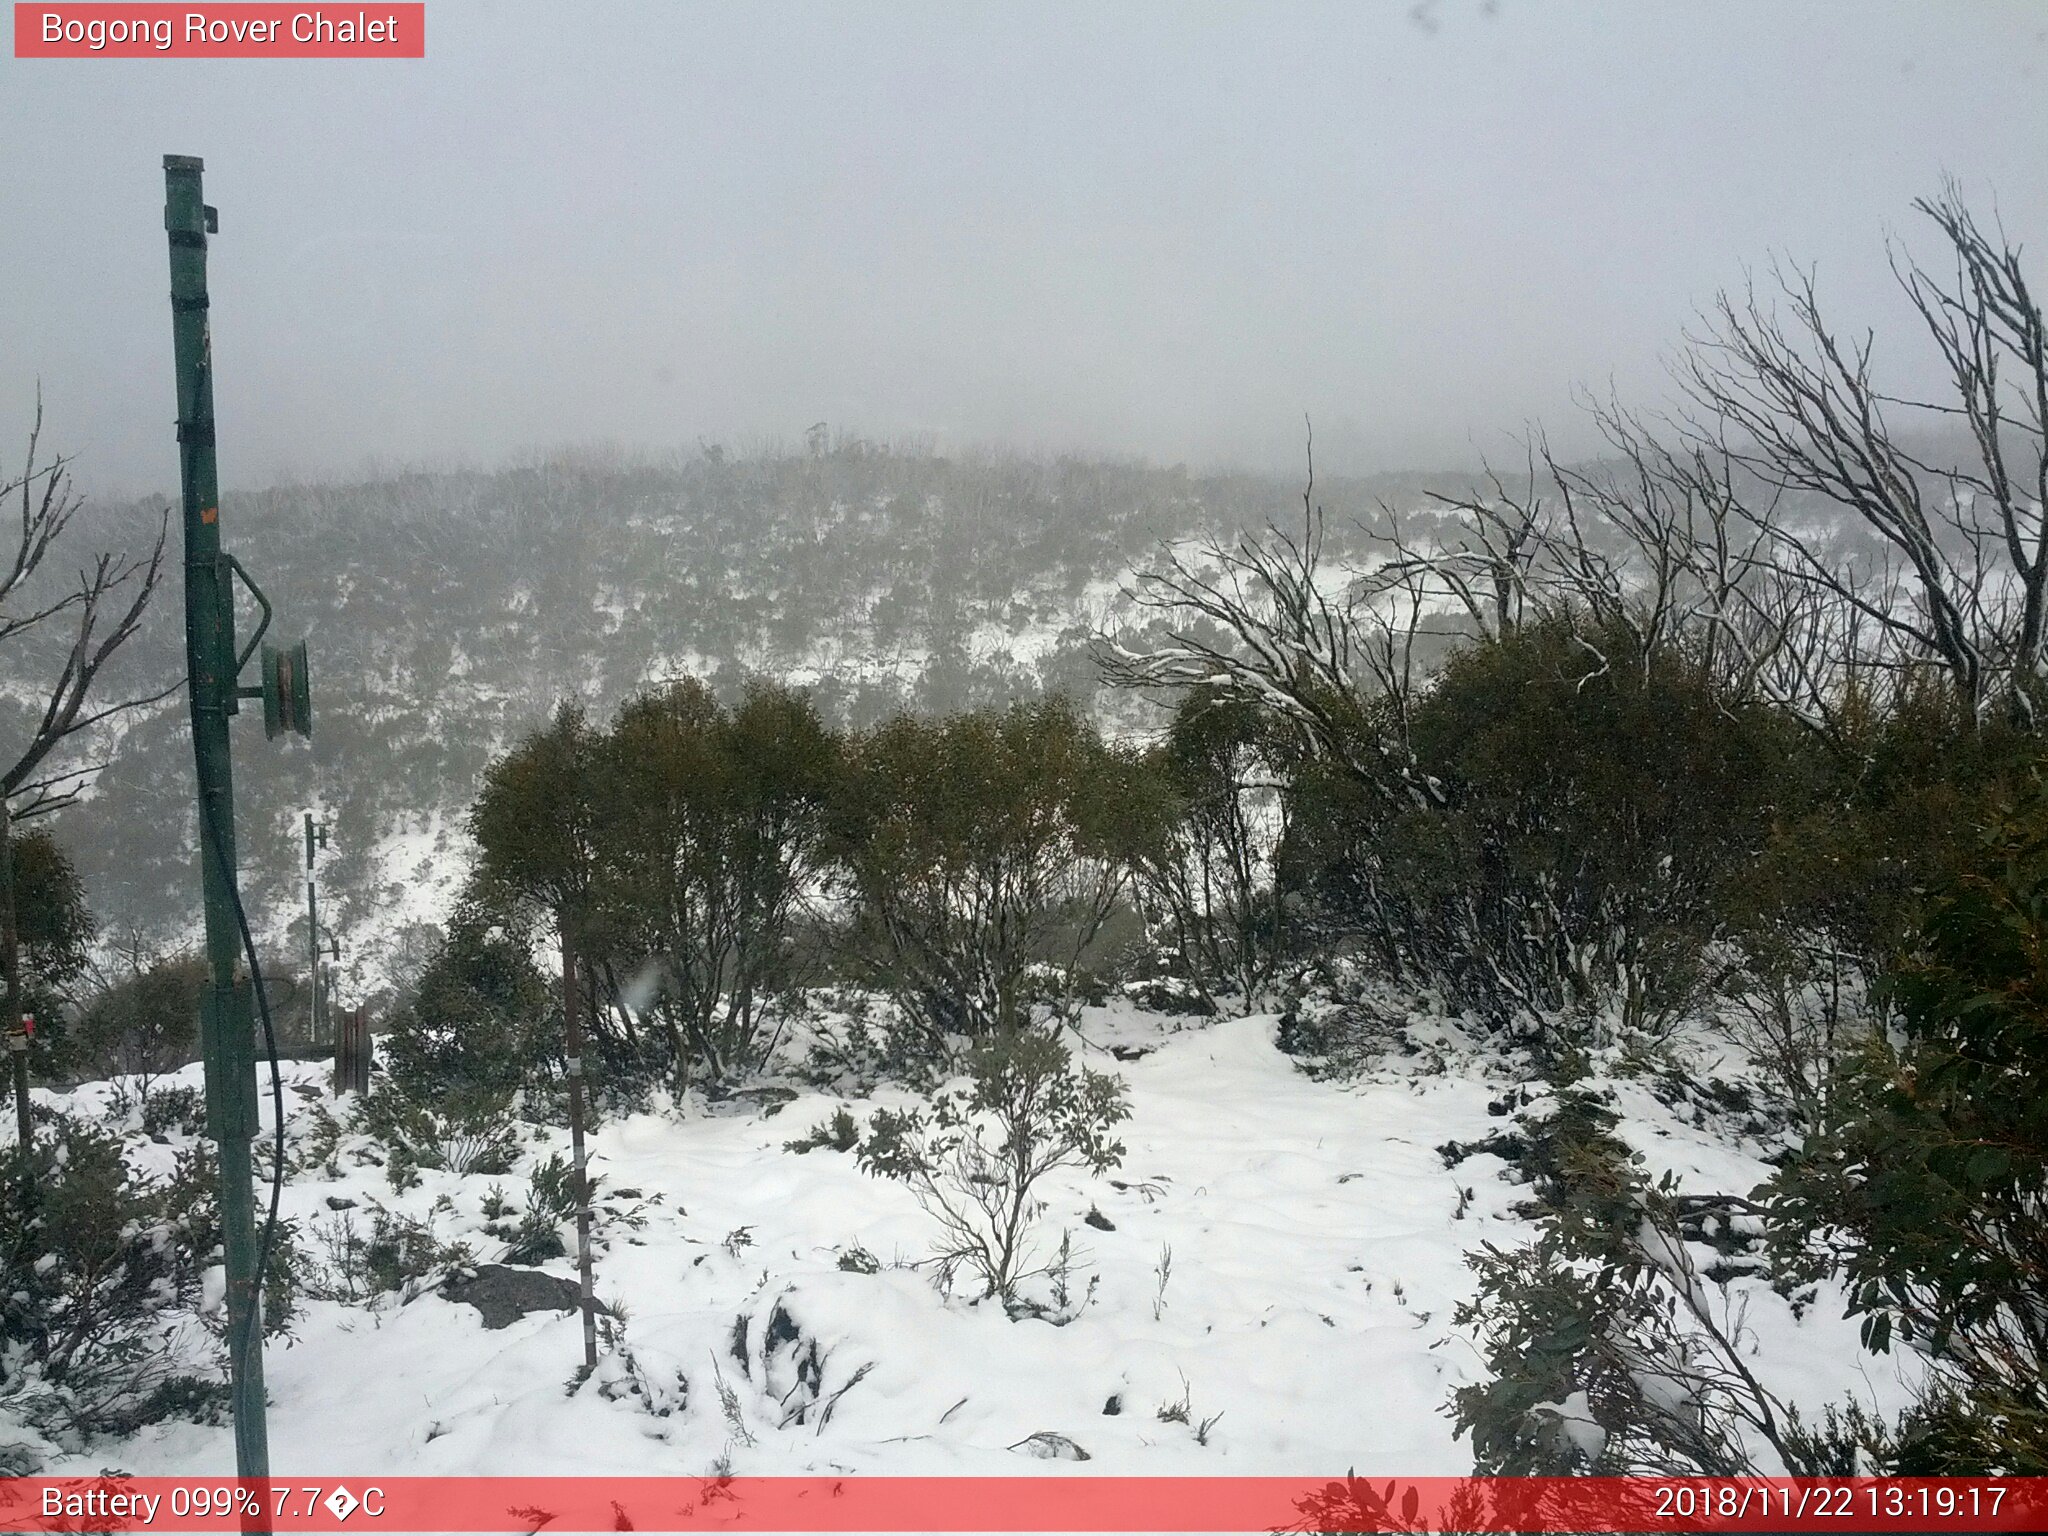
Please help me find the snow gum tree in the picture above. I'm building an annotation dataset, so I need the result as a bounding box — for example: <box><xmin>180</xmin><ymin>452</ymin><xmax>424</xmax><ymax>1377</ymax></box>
<box><xmin>600</xmin><ymin>679</ymin><xmax>839</xmax><ymax>1086</ymax></box>
<box><xmin>1124</xmin><ymin>691</ymin><xmax>1290</xmax><ymax>1014</ymax></box>
<box><xmin>468</xmin><ymin>700</ymin><xmax>620</xmax><ymax>1046</ymax></box>
<box><xmin>828</xmin><ymin>696</ymin><xmax>1147</xmax><ymax>1055</ymax></box>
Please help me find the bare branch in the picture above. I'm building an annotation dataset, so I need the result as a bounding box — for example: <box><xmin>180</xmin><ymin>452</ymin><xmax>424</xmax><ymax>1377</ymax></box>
<box><xmin>0</xmin><ymin>408</ymin><xmax>177</xmax><ymax>809</ymax></box>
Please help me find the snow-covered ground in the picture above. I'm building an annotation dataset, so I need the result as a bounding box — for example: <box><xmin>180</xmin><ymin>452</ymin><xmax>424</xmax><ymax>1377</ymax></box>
<box><xmin>22</xmin><ymin>1002</ymin><xmax>1915</xmax><ymax>1479</ymax></box>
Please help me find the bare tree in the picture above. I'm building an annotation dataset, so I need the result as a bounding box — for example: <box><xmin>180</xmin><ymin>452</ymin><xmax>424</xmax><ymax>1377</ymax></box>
<box><xmin>0</xmin><ymin>399</ymin><xmax>173</xmax><ymax>820</ymax></box>
<box><xmin>1679</xmin><ymin>183</ymin><xmax>2048</xmax><ymax>728</ymax></box>
<box><xmin>1120</xmin><ymin>186</ymin><xmax>2045</xmax><ymax>756</ymax></box>
<box><xmin>1099</xmin><ymin>190</ymin><xmax>2039</xmax><ymax>1043</ymax></box>
<box><xmin>0</xmin><ymin>401</ymin><xmax>172</xmax><ymax>1089</ymax></box>
<box><xmin>1099</xmin><ymin>436</ymin><xmax>1450</xmax><ymax>808</ymax></box>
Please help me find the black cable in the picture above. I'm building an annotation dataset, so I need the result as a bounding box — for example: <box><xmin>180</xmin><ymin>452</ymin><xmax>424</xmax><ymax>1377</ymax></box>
<box><xmin>197</xmin><ymin>797</ymin><xmax>287</xmax><ymax>1371</ymax></box>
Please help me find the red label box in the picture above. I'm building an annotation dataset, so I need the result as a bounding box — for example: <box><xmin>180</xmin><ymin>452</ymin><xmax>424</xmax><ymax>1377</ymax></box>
<box><xmin>2</xmin><ymin>1476</ymin><xmax>2046</xmax><ymax>1533</ymax></box>
<box><xmin>13</xmin><ymin>4</ymin><xmax>425</xmax><ymax>57</ymax></box>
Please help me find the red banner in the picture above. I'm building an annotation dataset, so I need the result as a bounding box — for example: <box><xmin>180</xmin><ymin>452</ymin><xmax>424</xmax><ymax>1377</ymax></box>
<box><xmin>2</xmin><ymin>1476</ymin><xmax>2045</xmax><ymax>1533</ymax></box>
<box><xmin>13</xmin><ymin>4</ymin><xmax>424</xmax><ymax>57</ymax></box>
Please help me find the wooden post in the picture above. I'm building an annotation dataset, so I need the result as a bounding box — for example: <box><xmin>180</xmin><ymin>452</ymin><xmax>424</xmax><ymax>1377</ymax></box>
<box><xmin>350</xmin><ymin>1008</ymin><xmax>368</xmax><ymax>1093</ymax></box>
<box><xmin>331</xmin><ymin>1007</ymin><xmax>370</xmax><ymax>1097</ymax></box>
<box><xmin>7</xmin><ymin>1027</ymin><xmax>27</xmax><ymax>1153</ymax></box>
<box><xmin>561</xmin><ymin>917</ymin><xmax>598</xmax><ymax>1372</ymax></box>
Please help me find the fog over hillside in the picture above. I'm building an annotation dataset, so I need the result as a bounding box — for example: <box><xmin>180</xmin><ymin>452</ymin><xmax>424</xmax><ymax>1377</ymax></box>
<box><xmin>28</xmin><ymin>421</ymin><xmax>1958</xmax><ymax>1011</ymax></box>
<box><xmin>10</xmin><ymin>0</ymin><xmax>2048</xmax><ymax>1500</ymax></box>
<box><xmin>22</xmin><ymin>442</ymin><xmax>1460</xmax><ymax>999</ymax></box>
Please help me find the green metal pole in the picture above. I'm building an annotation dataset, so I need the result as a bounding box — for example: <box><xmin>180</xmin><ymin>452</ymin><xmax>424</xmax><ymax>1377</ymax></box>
<box><xmin>165</xmin><ymin>154</ymin><xmax>271</xmax><ymax>1494</ymax></box>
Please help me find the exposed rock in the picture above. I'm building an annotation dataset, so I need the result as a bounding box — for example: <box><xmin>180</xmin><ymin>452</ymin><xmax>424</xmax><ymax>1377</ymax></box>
<box><xmin>440</xmin><ymin>1264</ymin><xmax>599</xmax><ymax>1330</ymax></box>
<box><xmin>724</xmin><ymin>1085</ymin><xmax>799</xmax><ymax>1116</ymax></box>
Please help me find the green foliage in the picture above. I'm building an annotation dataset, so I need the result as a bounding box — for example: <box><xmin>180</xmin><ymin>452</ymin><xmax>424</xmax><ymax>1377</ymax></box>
<box><xmin>511</xmin><ymin>1150</ymin><xmax>588</xmax><ymax>1263</ymax></box>
<box><xmin>1125</xmin><ymin>693</ymin><xmax>1290</xmax><ymax>1013</ymax></box>
<box><xmin>784</xmin><ymin>1106</ymin><xmax>861</xmax><ymax>1154</ymax></box>
<box><xmin>600</xmin><ymin>679</ymin><xmax>840</xmax><ymax>1086</ymax></box>
<box><xmin>69</xmin><ymin>956</ymin><xmax>205</xmax><ymax>1091</ymax></box>
<box><xmin>469</xmin><ymin>701</ymin><xmax>612</xmax><ymax>934</ymax></box>
<box><xmin>468</xmin><ymin>683</ymin><xmax>839</xmax><ymax>1091</ymax></box>
<box><xmin>379</xmin><ymin>898</ymin><xmax>560</xmax><ymax>1110</ymax></box>
<box><xmin>1273</xmin><ymin>971</ymin><xmax>1417</xmax><ymax>1081</ymax></box>
<box><xmin>1747</xmin><ymin>684</ymin><xmax>2039</xmax><ymax>973</ymax></box>
<box><xmin>1286</xmin><ymin>620</ymin><xmax>1810</xmax><ymax>1041</ymax></box>
<box><xmin>797</xmin><ymin>987</ymin><xmax>949</xmax><ymax>1093</ymax></box>
<box><xmin>525</xmin><ymin>1150</ymin><xmax>583</xmax><ymax>1225</ymax></box>
<box><xmin>1449</xmin><ymin>1085</ymin><xmax>1810</xmax><ymax>1476</ymax></box>
<box><xmin>304</xmin><ymin>1206</ymin><xmax>473</xmax><ymax>1302</ymax></box>
<box><xmin>140</xmin><ymin>1083</ymin><xmax>205</xmax><ymax>1139</ymax></box>
<box><xmin>835</xmin><ymin>1243</ymin><xmax>881</xmax><ymax>1274</ymax></box>
<box><xmin>6</xmin><ymin>826</ymin><xmax>95</xmax><ymax>1064</ymax></box>
<box><xmin>831</xmin><ymin>697</ymin><xmax>1146</xmax><ymax>1052</ymax></box>
<box><xmin>1766</xmin><ymin>781</ymin><xmax>2048</xmax><ymax>1473</ymax></box>
<box><xmin>852</xmin><ymin>1024</ymin><xmax>1128</xmax><ymax>1303</ymax></box>
<box><xmin>0</xmin><ymin>1120</ymin><xmax>215</xmax><ymax>1439</ymax></box>
<box><xmin>145</xmin><ymin>1140</ymin><xmax>303</xmax><ymax>1344</ymax></box>
<box><xmin>357</xmin><ymin>1080</ymin><xmax>521</xmax><ymax>1192</ymax></box>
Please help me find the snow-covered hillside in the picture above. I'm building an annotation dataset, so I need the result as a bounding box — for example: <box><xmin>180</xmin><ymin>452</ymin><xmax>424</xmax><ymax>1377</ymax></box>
<box><xmin>12</xmin><ymin>999</ymin><xmax>1914</xmax><ymax>1479</ymax></box>
<box><xmin>38</xmin><ymin>449</ymin><xmax>1477</xmax><ymax>1004</ymax></box>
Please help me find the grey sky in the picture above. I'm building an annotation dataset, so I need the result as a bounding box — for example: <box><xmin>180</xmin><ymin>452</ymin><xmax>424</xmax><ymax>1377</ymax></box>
<box><xmin>3</xmin><ymin>0</ymin><xmax>2044</xmax><ymax>496</ymax></box>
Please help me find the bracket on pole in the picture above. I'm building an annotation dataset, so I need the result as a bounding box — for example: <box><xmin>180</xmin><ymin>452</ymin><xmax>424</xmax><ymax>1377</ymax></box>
<box><xmin>261</xmin><ymin>639</ymin><xmax>312</xmax><ymax>739</ymax></box>
<box><xmin>223</xmin><ymin>556</ymin><xmax>311</xmax><ymax>739</ymax></box>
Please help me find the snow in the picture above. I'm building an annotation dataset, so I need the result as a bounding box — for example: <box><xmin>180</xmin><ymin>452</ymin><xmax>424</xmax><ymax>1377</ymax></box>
<box><xmin>18</xmin><ymin>1003</ymin><xmax>1916</xmax><ymax>1480</ymax></box>
<box><xmin>1528</xmin><ymin>1389</ymin><xmax>1607</xmax><ymax>1463</ymax></box>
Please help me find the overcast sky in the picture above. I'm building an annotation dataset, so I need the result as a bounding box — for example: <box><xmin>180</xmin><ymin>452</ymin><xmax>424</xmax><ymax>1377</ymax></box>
<box><xmin>3</xmin><ymin>0</ymin><xmax>2044</xmax><ymax>496</ymax></box>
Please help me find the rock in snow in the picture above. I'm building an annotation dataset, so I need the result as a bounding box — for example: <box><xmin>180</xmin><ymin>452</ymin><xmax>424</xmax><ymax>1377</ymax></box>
<box><xmin>440</xmin><ymin>1265</ymin><xmax>592</xmax><ymax>1331</ymax></box>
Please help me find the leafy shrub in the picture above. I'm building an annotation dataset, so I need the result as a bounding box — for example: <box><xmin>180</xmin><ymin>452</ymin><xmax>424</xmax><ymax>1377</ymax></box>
<box><xmin>304</xmin><ymin>1207</ymin><xmax>472</xmax><ymax>1302</ymax></box>
<box><xmin>525</xmin><ymin>1150</ymin><xmax>586</xmax><ymax>1224</ymax></box>
<box><xmin>357</xmin><ymin>1082</ymin><xmax>520</xmax><ymax>1192</ymax></box>
<box><xmin>1274</xmin><ymin>981</ymin><xmax>1416</xmax><ymax>1081</ymax></box>
<box><xmin>597</xmin><ymin>680</ymin><xmax>840</xmax><ymax>1087</ymax></box>
<box><xmin>1750</xmin><ymin>686</ymin><xmax>2041</xmax><ymax>972</ymax></box>
<box><xmin>784</xmin><ymin>1107</ymin><xmax>861</xmax><ymax>1154</ymax></box>
<box><xmin>853</xmin><ymin>1024</ymin><xmax>1128</xmax><ymax>1303</ymax></box>
<box><xmin>0</xmin><ymin>1121</ymin><xmax>212</xmax><ymax>1440</ymax></box>
<box><xmin>140</xmin><ymin>1084</ymin><xmax>205</xmax><ymax>1139</ymax></box>
<box><xmin>470</xmin><ymin>685</ymin><xmax>839</xmax><ymax>1094</ymax></box>
<box><xmin>3</xmin><ymin>826</ymin><xmax>95</xmax><ymax>1071</ymax></box>
<box><xmin>1709</xmin><ymin>935</ymin><xmax>1871</xmax><ymax>1140</ymax></box>
<box><xmin>486</xmin><ymin>1151</ymin><xmax>582</xmax><ymax>1264</ymax></box>
<box><xmin>379</xmin><ymin>900</ymin><xmax>560</xmax><ymax>1110</ymax></box>
<box><xmin>835</xmin><ymin>1244</ymin><xmax>881</xmax><ymax>1274</ymax></box>
<box><xmin>67</xmin><ymin>956</ymin><xmax>203</xmax><ymax>1093</ymax></box>
<box><xmin>798</xmin><ymin>989</ymin><xmax>949</xmax><ymax>1093</ymax></box>
<box><xmin>154</xmin><ymin>1145</ymin><xmax>304</xmax><ymax>1346</ymax></box>
<box><xmin>1124</xmin><ymin>693</ymin><xmax>1290</xmax><ymax>1014</ymax></box>
<box><xmin>1285</xmin><ymin>620</ymin><xmax>1810</xmax><ymax>1045</ymax></box>
<box><xmin>1449</xmin><ymin>1085</ymin><xmax>1812</xmax><ymax>1476</ymax></box>
<box><xmin>1766</xmin><ymin>783</ymin><xmax>2048</xmax><ymax>1473</ymax></box>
